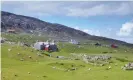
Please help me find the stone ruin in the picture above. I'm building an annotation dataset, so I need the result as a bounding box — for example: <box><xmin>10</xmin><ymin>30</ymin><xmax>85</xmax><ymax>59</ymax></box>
<box><xmin>70</xmin><ymin>53</ymin><xmax>112</xmax><ymax>66</ymax></box>
<box><xmin>122</xmin><ymin>62</ymin><xmax>133</xmax><ymax>70</ymax></box>
<box><xmin>82</xmin><ymin>54</ymin><xmax>111</xmax><ymax>65</ymax></box>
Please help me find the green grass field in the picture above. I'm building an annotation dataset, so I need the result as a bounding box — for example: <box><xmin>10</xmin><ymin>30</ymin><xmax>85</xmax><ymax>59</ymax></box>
<box><xmin>1</xmin><ymin>33</ymin><xmax>133</xmax><ymax>80</ymax></box>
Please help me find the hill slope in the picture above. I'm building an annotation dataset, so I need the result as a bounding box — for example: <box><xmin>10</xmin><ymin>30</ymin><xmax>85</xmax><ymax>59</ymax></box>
<box><xmin>1</xmin><ymin>11</ymin><xmax>133</xmax><ymax>47</ymax></box>
<box><xmin>1</xmin><ymin>11</ymin><xmax>90</xmax><ymax>40</ymax></box>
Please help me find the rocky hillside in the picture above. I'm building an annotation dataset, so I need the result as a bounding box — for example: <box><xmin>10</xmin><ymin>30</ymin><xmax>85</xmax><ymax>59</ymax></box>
<box><xmin>1</xmin><ymin>11</ymin><xmax>91</xmax><ymax>40</ymax></box>
<box><xmin>1</xmin><ymin>11</ymin><xmax>133</xmax><ymax>47</ymax></box>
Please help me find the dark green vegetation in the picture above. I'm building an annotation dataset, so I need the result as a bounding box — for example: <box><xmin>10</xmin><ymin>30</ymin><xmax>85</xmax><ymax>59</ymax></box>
<box><xmin>1</xmin><ymin>33</ymin><xmax>133</xmax><ymax>80</ymax></box>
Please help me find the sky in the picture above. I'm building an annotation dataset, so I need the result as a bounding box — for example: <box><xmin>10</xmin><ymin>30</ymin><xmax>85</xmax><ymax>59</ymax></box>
<box><xmin>1</xmin><ymin>1</ymin><xmax>133</xmax><ymax>43</ymax></box>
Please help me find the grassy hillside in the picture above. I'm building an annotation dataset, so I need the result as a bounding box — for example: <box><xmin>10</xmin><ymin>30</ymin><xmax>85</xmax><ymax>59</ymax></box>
<box><xmin>1</xmin><ymin>33</ymin><xmax>133</xmax><ymax>80</ymax></box>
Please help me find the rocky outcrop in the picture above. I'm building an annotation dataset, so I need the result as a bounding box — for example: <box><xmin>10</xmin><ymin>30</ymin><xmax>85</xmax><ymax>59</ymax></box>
<box><xmin>122</xmin><ymin>62</ymin><xmax>133</xmax><ymax>70</ymax></box>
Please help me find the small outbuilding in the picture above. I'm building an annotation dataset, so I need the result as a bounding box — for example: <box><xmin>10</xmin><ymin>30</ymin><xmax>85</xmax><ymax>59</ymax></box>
<box><xmin>111</xmin><ymin>44</ymin><xmax>118</xmax><ymax>48</ymax></box>
<box><xmin>34</xmin><ymin>42</ymin><xmax>45</xmax><ymax>50</ymax></box>
<box><xmin>7</xmin><ymin>29</ymin><xmax>16</xmax><ymax>33</ymax></box>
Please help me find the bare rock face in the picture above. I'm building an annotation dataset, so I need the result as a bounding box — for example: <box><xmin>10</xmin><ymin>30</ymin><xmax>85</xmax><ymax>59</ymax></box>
<box><xmin>1</xmin><ymin>11</ymin><xmax>90</xmax><ymax>39</ymax></box>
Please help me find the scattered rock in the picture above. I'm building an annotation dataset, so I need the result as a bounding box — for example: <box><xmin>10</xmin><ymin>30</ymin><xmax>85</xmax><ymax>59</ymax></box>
<box><xmin>122</xmin><ymin>62</ymin><xmax>133</xmax><ymax>70</ymax></box>
<box><xmin>108</xmin><ymin>66</ymin><xmax>112</xmax><ymax>69</ymax></box>
<box><xmin>70</xmin><ymin>67</ymin><xmax>77</xmax><ymax>71</ymax></box>
<box><xmin>28</xmin><ymin>72</ymin><xmax>30</xmax><ymax>74</ymax></box>
<box><xmin>8</xmin><ymin>49</ymin><xmax>11</xmax><ymax>51</ymax></box>
<box><xmin>52</xmin><ymin>66</ymin><xmax>56</xmax><ymax>69</ymax></box>
<box><xmin>29</xmin><ymin>56</ymin><xmax>32</xmax><ymax>58</ymax></box>
<box><xmin>17</xmin><ymin>53</ymin><xmax>20</xmax><ymax>55</ymax></box>
<box><xmin>20</xmin><ymin>58</ymin><xmax>24</xmax><ymax>61</ymax></box>
<box><xmin>88</xmin><ymin>68</ymin><xmax>91</xmax><ymax>70</ymax></box>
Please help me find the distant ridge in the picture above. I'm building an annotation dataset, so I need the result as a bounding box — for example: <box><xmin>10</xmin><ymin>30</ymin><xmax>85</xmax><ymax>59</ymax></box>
<box><xmin>1</xmin><ymin>11</ymin><xmax>133</xmax><ymax>47</ymax></box>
